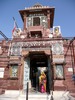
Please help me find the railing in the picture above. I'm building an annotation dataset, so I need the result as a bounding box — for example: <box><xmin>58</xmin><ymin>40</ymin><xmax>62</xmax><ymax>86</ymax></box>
<box><xmin>26</xmin><ymin>82</ymin><xmax>29</xmax><ymax>100</ymax></box>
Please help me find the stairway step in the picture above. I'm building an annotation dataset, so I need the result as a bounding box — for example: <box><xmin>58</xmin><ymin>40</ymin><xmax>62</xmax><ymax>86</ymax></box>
<box><xmin>54</xmin><ymin>86</ymin><xmax>66</xmax><ymax>91</ymax></box>
<box><xmin>0</xmin><ymin>89</ymin><xmax>5</xmax><ymax>94</ymax></box>
<box><xmin>69</xmin><ymin>88</ymin><xmax>75</xmax><ymax>93</ymax></box>
<box><xmin>70</xmin><ymin>93</ymin><xmax>75</xmax><ymax>98</ymax></box>
<box><xmin>18</xmin><ymin>93</ymin><xmax>48</xmax><ymax>100</ymax></box>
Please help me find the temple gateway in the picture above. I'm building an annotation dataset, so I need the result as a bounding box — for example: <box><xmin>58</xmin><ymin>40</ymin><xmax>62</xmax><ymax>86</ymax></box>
<box><xmin>0</xmin><ymin>3</ymin><xmax>75</xmax><ymax>96</ymax></box>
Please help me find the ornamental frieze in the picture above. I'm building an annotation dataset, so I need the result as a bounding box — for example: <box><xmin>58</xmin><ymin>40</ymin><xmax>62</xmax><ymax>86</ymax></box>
<box><xmin>11</xmin><ymin>40</ymin><xmax>63</xmax><ymax>47</ymax></box>
<box><xmin>23</xmin><ymin>41</ymin><xmax>51</xmax><ymax>47</ymax></box>
<box><xmin>10</xmin><ymin>40</ymin><xmax>63</xmax><ymax>55</ymax></box>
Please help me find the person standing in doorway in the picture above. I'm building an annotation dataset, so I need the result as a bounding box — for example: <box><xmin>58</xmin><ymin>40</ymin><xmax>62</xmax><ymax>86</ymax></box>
<box><xmin>39</xmin><ymin>72</ymin><xmax>47</xmax><ymax>93</ymax></box>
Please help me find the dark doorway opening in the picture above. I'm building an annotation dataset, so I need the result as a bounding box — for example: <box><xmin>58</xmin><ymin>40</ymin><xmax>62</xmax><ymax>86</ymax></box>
<box><xmin>30</xmin><ymin>53</ymin><xmax>50</xmax><ymax>93</ymax></box>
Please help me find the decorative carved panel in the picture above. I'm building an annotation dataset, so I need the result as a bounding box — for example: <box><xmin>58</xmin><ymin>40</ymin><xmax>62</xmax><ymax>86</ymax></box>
<box><xmin>27</xmin><ymin>17</ymin><xmax>33</xmax><ymax>27</ymax></box>
<box><xmin>52</xmin><ymin>43</ymin><xmax>64</xmax><ymax>55</ymax></box>
<box><xmin>11</xmin><ymin>43</ymin><xmax>22</xmax><ymax>56</ymax></box>
<box><xmin>40</xmin><ymin>16</ymin><xmax>48</xmax><ymax>28</ymax></box>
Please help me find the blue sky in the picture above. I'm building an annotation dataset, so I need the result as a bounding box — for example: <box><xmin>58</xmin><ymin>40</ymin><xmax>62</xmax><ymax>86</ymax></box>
<box><xmin>0</xmin><ymin>0</ymin><xmax>75</xmax><ymax>38</ymax></box>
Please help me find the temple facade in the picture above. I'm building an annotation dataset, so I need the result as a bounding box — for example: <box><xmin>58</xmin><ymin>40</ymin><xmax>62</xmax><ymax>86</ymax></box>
<box><xmin>0</xmin><ymin>3</ymin><xmax>75</xmax><ymax>96</ymax></box>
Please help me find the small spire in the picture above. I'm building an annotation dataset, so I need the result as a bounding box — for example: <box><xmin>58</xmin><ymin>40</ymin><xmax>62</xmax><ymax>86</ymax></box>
<box><xmin>33</xmin><ymin>3</ymin><xmax>43</xmax><ymax>7</ymax></box>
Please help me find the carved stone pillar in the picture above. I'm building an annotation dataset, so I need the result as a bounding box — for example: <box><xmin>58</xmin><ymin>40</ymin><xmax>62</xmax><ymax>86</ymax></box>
<box><xmin>47</xmin><ymin>10</ymin><xmax>50</xmax><ymax>29</ymax></box>
<box><xmin>23</xmin><ymin>13</ymin><xmax>27</xmax><ymax>30</ymax></box>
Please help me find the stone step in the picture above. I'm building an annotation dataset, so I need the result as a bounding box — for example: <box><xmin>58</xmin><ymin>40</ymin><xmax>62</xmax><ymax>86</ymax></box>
<box><xmin>4</xmin><ymin>90</ymin><xmax>48</xmax><ymax>100</ymax></box>
<box><xmin>0</xmin><ymin>89</ymin><xmax>5</xmax><ymax>94</ymax></box>
<box><xmin>54</xmin><ymin>86</ymin><xmax>66</xmax><ymax>91</ymax></box>
<box><xmin>70</xmin><ymin>93</ymin><xmax>75</xmax><ymax>98</ymax></box>
<box><xmin>69</xmin><ymin>88</ymin><xmax>75</xmax><ymax>95</ymax></box>
<box><xmin>18</xmin><ymin>94</ymin><xmax>48</xmax><ymax>100</ymax></box>
<box><xmin>0</xmin><ymin>90</ymin><xmax>75</xmax><ymax>100</ymax></box>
